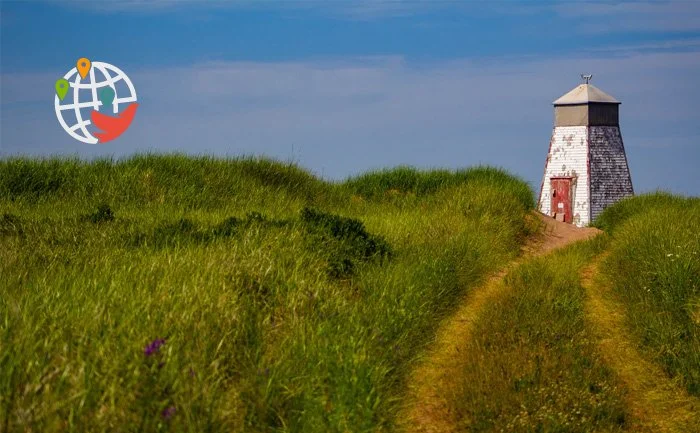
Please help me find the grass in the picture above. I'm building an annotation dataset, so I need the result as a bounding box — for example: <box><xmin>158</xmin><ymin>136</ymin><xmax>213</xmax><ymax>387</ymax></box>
<box><xmin>592</xmin><ymin>191</ymin><xmax>695</xmax><ymax>234</ymax></box>
<box><xmin>0</xmin><ymin>154</ymin><xmax>534</xmax><ymax>432</ymax></box>
<box><xmin>594</xmin><ymin>193</ymin><xmax>700</xmax><ymax>396</ymax></box>
<box><xmin>450</xmin><ymin>237</ymin><xmax>639</xmax><ymax>432</ymax></box>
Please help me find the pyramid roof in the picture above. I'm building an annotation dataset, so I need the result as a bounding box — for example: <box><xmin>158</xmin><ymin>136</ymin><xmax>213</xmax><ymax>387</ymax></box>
<box><xmin>553</xmin><ymin>83</ymin><xmax>620</xmax><ymax>105</ymax></box>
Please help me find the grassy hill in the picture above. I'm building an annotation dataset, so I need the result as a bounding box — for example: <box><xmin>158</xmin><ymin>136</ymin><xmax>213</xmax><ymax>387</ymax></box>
<box><xmin>595</xmin><ymin>193</ymin><xmax>700</xmax><ymax>396</ymax></box>
<box><xmin>439</xmin><ymin>193</ymin><xmax>700</xmax><ymax>432</ymax></box>
<box><xmin>4</xmin><ymin>156</ymin><xmax>697</xmax><ymax>432</ymax></box>
<box><xmin>0</xmin><ymin>155</ymin><xmax>535</xmax><ymax>432</ymax></box>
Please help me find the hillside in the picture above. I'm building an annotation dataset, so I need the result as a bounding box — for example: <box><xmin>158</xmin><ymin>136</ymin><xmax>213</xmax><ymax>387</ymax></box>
<box><xmin>0</xmin><ymin>155</ymin><xmax>534</xmax><ymax>432</ymax></box>
<box><xmin>404</xmin><ymin>193</ymin><xmax>700</xmax><ymax>433</ymax></box>
<box><xmin>1</xmin><ymin>156</ymin><xmax>698</xmax><ymax>433</ymax></box>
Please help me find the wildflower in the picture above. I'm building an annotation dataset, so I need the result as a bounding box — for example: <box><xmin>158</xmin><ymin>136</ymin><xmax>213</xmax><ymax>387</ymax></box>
<box><xmin>144</xmin><ymin>338</ymin><xmax>166</xmax><ymax>356</ymax></box>
<box><xmin>666</xmin><ymin>253</ymin><xmax>674</xmax><ymax>257</ymax></box>
<box><xmin>161</xmin><ymin>405</ymin><xmax>176</xmax><ymax>421</ymax></box>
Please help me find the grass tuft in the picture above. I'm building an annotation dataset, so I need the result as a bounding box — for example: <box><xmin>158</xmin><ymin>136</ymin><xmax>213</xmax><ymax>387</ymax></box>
<box><xmin>0</xmin><ymin>213</ymin><xmax>24</xmax><ymax>237</ymax></box>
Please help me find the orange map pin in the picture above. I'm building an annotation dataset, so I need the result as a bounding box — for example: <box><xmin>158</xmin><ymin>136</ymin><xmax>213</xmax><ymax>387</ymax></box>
<box><xmin>77</xmin><ymin>58</ymin><xmax>91</xmax><ymax>79</ymax></box>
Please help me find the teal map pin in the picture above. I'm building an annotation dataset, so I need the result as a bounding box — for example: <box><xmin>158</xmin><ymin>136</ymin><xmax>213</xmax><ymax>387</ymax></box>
<box><xmin>99</xmin><ymin>87</ymin><xmax>115</xmax><ymax>112</ymax></box>
<box><xmin>55</xmin><ymin>78</ymin><xmax>69</xmax><ymax>100</ymax></box>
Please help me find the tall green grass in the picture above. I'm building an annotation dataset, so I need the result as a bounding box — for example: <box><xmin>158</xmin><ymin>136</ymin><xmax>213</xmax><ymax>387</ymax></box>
<box><xmin>595</xmin><ymin>194</ymin><xmax>700</xmax><ymax>395</ymax></box>
<box><xmin>450</xmin><ymin>238</ymin><xmax>637</xmax><ymax>432</ymax></box>
<box><xmin>344</xmin><ymin>165</ymin><xmax>535</xmax><ymax>209</ymax></box>
<box><xmin>592</xmin><ymin>191</ymin><xmax>694</xmax><ymax>234</ymax></box>
<box><xmin>0</xmin><ymin>155</ymin><xmax>534</xmax><ymax>432</ymax></box>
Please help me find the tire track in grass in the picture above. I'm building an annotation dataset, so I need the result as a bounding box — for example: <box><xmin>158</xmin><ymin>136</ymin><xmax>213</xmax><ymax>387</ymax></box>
<box><xmin>581</xmin><ymin>255</ymin><xmax>700</xmax><ymax>433</ymax></box>
<box><xmin>399</xmin><ymin>213</ymin><xmax>600</xmax><ymax>433</ymax></box>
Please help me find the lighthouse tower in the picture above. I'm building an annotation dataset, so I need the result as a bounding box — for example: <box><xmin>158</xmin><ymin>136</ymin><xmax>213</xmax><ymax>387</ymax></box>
<box><xmin>538</xmin><ymin>76</ymin><xmax>634</xmax><ymax>227</ymax></box>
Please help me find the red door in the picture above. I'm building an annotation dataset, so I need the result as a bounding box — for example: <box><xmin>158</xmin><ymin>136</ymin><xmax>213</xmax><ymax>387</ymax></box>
<box><xmin>550</xmin><ymin>178</ymin><xmax>572</xmax><ymax>223</ymax></box>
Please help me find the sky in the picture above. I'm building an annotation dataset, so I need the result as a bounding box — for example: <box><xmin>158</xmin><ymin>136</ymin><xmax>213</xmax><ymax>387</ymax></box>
<box><xmin>1</xmin><ymin>0</ymin><xmax>700</xmax><ymax>196</ymax></box>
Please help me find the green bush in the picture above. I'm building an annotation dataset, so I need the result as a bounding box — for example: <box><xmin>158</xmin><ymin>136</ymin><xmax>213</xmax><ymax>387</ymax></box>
<box><xmin>301</xmin><ymin>207</ymin><xmax>392</xmax><ymax>278</ymax></box>
<box><xmin>83</xmin><ymin>203</ymin><xmax>115</xmax><ymax>224</ymax></box>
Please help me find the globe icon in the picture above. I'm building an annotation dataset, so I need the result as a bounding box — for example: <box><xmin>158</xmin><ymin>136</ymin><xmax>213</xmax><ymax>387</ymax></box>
<box><xmin>54</xmin><ymin>61</ymin><xmax>138</xmax><ymax>144</ymax></box>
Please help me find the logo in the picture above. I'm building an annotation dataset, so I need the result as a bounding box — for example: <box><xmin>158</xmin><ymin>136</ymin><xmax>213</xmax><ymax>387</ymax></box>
<box><xmin>54</xmin><ymin>58</ymin><xmax>138</xmax><ymax>144</ymax></box>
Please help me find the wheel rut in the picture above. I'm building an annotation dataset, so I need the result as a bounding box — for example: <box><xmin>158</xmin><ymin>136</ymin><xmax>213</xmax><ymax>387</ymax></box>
<box><xmin>581</xmin><ymin>255</ymin><xmax>700</xmax><ymax>433</ymax></box>
<box><xmin>398</xmin><ymin>213</ymin><xmax>600</xmax><ymax>433</ymax></box>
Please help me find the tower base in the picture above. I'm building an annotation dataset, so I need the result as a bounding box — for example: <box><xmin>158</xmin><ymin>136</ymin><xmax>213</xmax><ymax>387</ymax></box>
<box><xmin>538</xmin><ymin>125</ymin><xmax>633</xmax><ymax>227</ymax></box>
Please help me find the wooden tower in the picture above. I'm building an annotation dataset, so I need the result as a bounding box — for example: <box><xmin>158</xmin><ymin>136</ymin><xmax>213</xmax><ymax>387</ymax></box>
<box><xmin>538</xmin><ymin>76</ymin><xmax>634</xmax><ymax>227</ymax></box>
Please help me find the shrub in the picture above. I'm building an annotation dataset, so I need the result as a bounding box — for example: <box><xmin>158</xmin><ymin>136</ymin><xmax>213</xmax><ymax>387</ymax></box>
<box><xmin>301</xmin><ymin>207</ymin><xmax>392</xmax><ymax>278</ymax></box>
<box><xmin>84</xmin><ymin>203</ymin><xmax>115</xmax><ymax>224</ymax></box>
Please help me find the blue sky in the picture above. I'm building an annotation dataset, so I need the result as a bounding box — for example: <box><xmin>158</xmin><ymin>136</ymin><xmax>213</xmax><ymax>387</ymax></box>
<box><xmin>2</xmin><ymin>0</ymin><xmax>700</xmax><ymax>195</ymax></box>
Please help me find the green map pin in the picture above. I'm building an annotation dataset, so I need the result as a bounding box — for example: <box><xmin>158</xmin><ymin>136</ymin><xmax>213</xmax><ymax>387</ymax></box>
<box><xmin>99</xmin><ymin>87</ymin><xmax>115</xmax><ymax>111</ymax></box>
<box><xmin>55</xmin><ymin>78</ymin><xmax>69</xmax><ymax>100</ymax></box>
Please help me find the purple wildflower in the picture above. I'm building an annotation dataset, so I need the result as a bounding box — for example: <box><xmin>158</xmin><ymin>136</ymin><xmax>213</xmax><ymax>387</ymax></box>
<box><xmin>161</xmin><ymin>405</ymin><xmax>176</xmax><ymax>421</ymax></box>
<box><xmin>144</xmin><ymin>338</ymin><xmax>166</xmax><ymax>356</ymax></box>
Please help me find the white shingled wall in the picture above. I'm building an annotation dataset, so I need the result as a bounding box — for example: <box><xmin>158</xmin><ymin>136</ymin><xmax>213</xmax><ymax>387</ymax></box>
<box><xmin>538</xmin><ymin>126</ymin><xmax>590</xmax><ymax>227</ymax></box>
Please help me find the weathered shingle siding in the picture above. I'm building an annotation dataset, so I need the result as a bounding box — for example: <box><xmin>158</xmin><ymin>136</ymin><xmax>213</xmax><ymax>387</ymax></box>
<box><xmin>588</xmin><ymin>126</ymin><xmax>634</xmax><ymax>222</ymax></box>
<box><xmin>538</xmin><ymin>126</ymin><xmax>590</xmax><ymax>226</ymax></box>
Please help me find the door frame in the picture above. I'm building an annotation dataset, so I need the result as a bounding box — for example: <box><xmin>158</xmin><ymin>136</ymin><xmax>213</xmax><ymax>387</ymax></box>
<box><xmin>550</xmin><ymin>176</ymin><xmax>574</xmax><ymax>223</ymax></box>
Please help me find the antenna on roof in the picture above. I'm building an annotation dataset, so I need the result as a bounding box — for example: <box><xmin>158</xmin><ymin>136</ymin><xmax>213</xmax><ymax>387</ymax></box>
<box><xmin>581</xmin><ymin>74</ymin><xmax>593</xmax><ymax>84</ymax></box>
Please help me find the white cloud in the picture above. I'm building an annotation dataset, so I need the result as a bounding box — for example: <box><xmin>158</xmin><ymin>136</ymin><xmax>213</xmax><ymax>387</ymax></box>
<box><xmin>2</xmin><ymin>50</ymin><xmax>700</xmax><ymax>195</ymax></box>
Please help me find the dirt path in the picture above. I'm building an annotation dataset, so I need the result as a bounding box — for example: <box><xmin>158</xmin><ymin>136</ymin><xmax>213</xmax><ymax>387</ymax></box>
<box><xmin>398</xmin><ymin>213</ymin><xmax>600</xmax><ymax>433</ymax></box>
<box><xmin>581</xmin><ymin>255</ymin><xmax>700</xmax><ymax>433</ymax></box>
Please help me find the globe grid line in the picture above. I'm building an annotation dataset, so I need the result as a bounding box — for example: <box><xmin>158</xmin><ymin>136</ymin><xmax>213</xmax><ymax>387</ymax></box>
<box><xmin>54</xmin><ymin>61</ymin><xmax>138</xmax><ymax>144</ymax></box>
<box><xmin>94</xmin><ymin>62</ymin><xmax>137</xmax><ymax>112</ymax></box>
<box><xmin>69</xmin><ymin>121</ymin><xmax>90</xmax><ymax>132</ymax></box>
<box><xmin>68</xmin><ymin>75</ymin><xmax>123</xmax><ymax>89</ymax></box>
<box><xmin>94</xmin><ymin>63</ymin><xmax>117</xmax><ymax>114</ymax></box>
<box><xmin>89</xmin><ymin>65</ymin><xmax>100</xmax><ymax>112</ymax></box>
<box><xmin>72</xmin><ymin>70</ymin><xmax>94</xmax><ymax>143</ymax></box>
<box><xmin>58</xmin><ymin>95</ymin><xmax>137</xmax><ymax>111</ymax></box>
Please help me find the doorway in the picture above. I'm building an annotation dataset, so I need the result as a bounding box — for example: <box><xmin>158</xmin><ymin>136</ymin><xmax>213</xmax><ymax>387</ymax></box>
<box><xmin>550</xmin><ymin>178</ymin><xmax>572</xmax><ymax>223</ymax></box>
